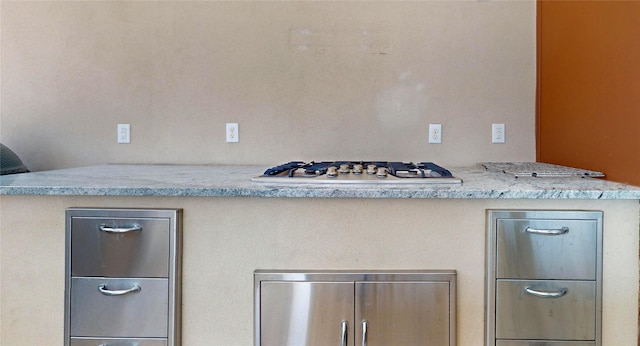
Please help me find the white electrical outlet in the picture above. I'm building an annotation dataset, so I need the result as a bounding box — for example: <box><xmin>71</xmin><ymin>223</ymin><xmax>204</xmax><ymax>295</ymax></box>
<box><xmin>429</xmin><ymin>124</ymin><xmax>442</xmax><ymax>144</ymax></box>
<box><xmin>226</xmin><ymin>123</ymin><xmax>239</xmax><ymax>142</ymax></box>
<box><xmin>117</xmin><ymin>124</ymin><xmax>130</xmax><ymax>144</ymax></box>
<box><xmin>492</xmin><ymin>123</ymin><xmax>505</xmax><ymax>143</ymax></box>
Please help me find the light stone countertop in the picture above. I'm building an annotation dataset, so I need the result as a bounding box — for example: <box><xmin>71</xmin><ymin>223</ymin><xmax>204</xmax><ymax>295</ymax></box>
<box><xmin>1</xmin><ymin>164</ymin><xmax>639</xmax><ymax>199</ymax></box>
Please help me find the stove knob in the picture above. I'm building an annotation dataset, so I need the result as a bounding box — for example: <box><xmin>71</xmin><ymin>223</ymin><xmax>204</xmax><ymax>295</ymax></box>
<box><xmin>376</xmin><ymin>167</ymin><xmax>388</xmax><ymax>178</ymax></box>
<box><xmin>352</xmin><ymin>164</ymin><xmax>363</xmax><ymax>174</ymax></box>
<box><xmin>366</xmin><ymin>164</ymin><xmax>377</xmax><ymax>175</ymax></box>
<box><xmin>327</xmin><ymin>166</ymin><xmax>338</xmax><ymax>177</ymax></box>
<box><xmin>339</xmin><ymin>164</ymin><xmax>351</xmax><ymax>174</ymax></box>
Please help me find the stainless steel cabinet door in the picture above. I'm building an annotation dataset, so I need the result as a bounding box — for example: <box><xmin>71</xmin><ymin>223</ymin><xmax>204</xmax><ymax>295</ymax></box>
<box><xmin>355</xmin><ymin>281</ymin><xmax>451</xmax><ymax>346</ymax></box>
<box><xmin>496</xmin><ymin>219</ymin><xmax>597</xmax><ymax>280</ymax></box>
<box><xmin>496</xmin><ymin>280</ymin><xmax>596</xmax><ymax>340</ymax></box>
<box><xmin>259</xmin><ymin>281</ymin><xmax>354</xmax><ymax>346</ymax></box>
<box><xmin>71</xmin><ymin>217</ymin><xmax>170</xmax><ymax>277</ymax></box>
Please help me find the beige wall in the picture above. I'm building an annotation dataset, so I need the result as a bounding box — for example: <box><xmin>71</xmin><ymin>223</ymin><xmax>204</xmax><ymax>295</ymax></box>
<box><xmin>1</xmin><ymin>1</ymin><xmax>536</xmax><ymax>171</ymax></box>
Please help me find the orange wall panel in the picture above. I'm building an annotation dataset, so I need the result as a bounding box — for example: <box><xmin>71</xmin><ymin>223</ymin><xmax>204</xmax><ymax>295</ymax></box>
<box><xmin>537</xmin><ymin>1</ymin><xmax>640</xmax><ymax>186</ymax></box>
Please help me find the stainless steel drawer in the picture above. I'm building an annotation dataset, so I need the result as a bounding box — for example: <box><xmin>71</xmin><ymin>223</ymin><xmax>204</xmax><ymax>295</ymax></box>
<box><xmin>70</xmin><ymin>337</ymin><xmax>168</xmax><ymax>346</ymax></box>
<box><xmin>496</xmin><ymin>280</ymin><xmax>596</xmax><ymax>340</ymax></box>
<box><xmin>70</xmin><ymin>277</ymin><xmax>169</xmax><ymax>338</ymax></box>
<box><xmin>496</xmin><ymin>341</ymin><xmax>596</xmax><ymax>346</ymax></box>
<box><xmin>71</xmin><ymin>217</ymin><xmax>170</xmax><ymax>277</ymax></box>
<box><xmin>497</xmin><ymin>219</ymin><xmax>597</xmax><ymax>280</ymax></box>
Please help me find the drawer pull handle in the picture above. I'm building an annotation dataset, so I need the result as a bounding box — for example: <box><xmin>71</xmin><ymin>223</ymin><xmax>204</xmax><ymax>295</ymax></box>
<box><xmin>97</xmin><ymin>284</ymin><xmax>141</xmax><ymax>296</ymax></box>
<box><xmin>525</xmin><ymin>226</ymin><xmax>569</xmax><ymax>236</ymax></box>
<box><xmin>524</xmin><ymin>286</ymin><xmax>567</xmax><ymax>298</ymax></box>
<box><xmin>341</xmin><ymin>320</ymin><xmax>348</xmax><ymax>346</ymax></box>
<box><xmin>361</xmin><ymin>320</ymin><xmax>368</xmax><ymax>346</ymax></box>
<box><xmin>99</xmin><ymin>224</ymin><xmax>142</xmax><ymax>234</ymax></box>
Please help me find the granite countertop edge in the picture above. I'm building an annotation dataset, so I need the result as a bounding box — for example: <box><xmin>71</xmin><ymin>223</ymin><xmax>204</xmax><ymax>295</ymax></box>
<box><xmin>1</xmin><ymin>164</ymin><xmax>639</xmax><ymax>200</ymax></box>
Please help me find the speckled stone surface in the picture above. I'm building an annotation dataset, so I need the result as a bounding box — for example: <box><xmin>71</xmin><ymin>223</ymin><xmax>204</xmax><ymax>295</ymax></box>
<box><xmin>1</xmin><ymin>164</ymin><xmax>639</xmax><ymax>199</ymax></box>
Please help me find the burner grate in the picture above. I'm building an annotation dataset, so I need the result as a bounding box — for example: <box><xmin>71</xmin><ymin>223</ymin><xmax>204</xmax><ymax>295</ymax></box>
<box><xmin>261</xmin><ymin>162</ymin><xmax>454</xmax><ymax>177</ymax></box>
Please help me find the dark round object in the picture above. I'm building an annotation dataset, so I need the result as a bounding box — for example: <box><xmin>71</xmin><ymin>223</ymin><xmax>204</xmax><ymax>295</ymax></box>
<box><xmin>1</xmin><ymin>143</ymin><xmax>30</xmax><ymax>175</ymax></box>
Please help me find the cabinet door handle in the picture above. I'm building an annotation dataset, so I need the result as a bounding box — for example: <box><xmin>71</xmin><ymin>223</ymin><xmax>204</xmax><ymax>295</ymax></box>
<box><xmin>361</xmin><ymin>320</ymin><xmax>368</xmax><ymax>346</ymax></box>
<box><xmin>97</xmin><ymin>284</ymin><xmax>141</xmax><ymax>296</ymax></box>
<box><xmin>99</xmin><ymin>224</ymin><xmax>142</xmax><ymax>234</ymax></box>
<box><xmin>341</xmin><ymin>320</ymin><xmax>348</xmax><ymax>346</ymax></box>
<box><xmin>525</xmin><ymin>226</ymin><xmax>569</xmax><ymax>236</ymax></box>
<box><xmin>525</xmin><ymin>286</ymin><xmax>567</xmax><ymax>298</ymax></box>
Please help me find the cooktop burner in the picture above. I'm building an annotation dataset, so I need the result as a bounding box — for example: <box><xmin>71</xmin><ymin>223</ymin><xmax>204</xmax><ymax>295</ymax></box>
<box><xmin>252</xmin><ymin>161</ymin><xmax>462</xmax><ymax>184</ymax></box>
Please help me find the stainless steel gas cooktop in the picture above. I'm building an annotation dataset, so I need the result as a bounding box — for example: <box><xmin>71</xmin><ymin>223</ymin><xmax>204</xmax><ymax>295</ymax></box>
<box><xmin>252</xmin><ymin>161</ymin><xmax>462</xmax><ymax>184</ymax></box>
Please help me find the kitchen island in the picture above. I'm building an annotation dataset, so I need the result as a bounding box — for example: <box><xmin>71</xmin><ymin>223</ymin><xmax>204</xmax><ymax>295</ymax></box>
<box><xmin>1</xmin><ymin>164</ymin><xmax>639</xmax><ymax>345</ymax></box>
